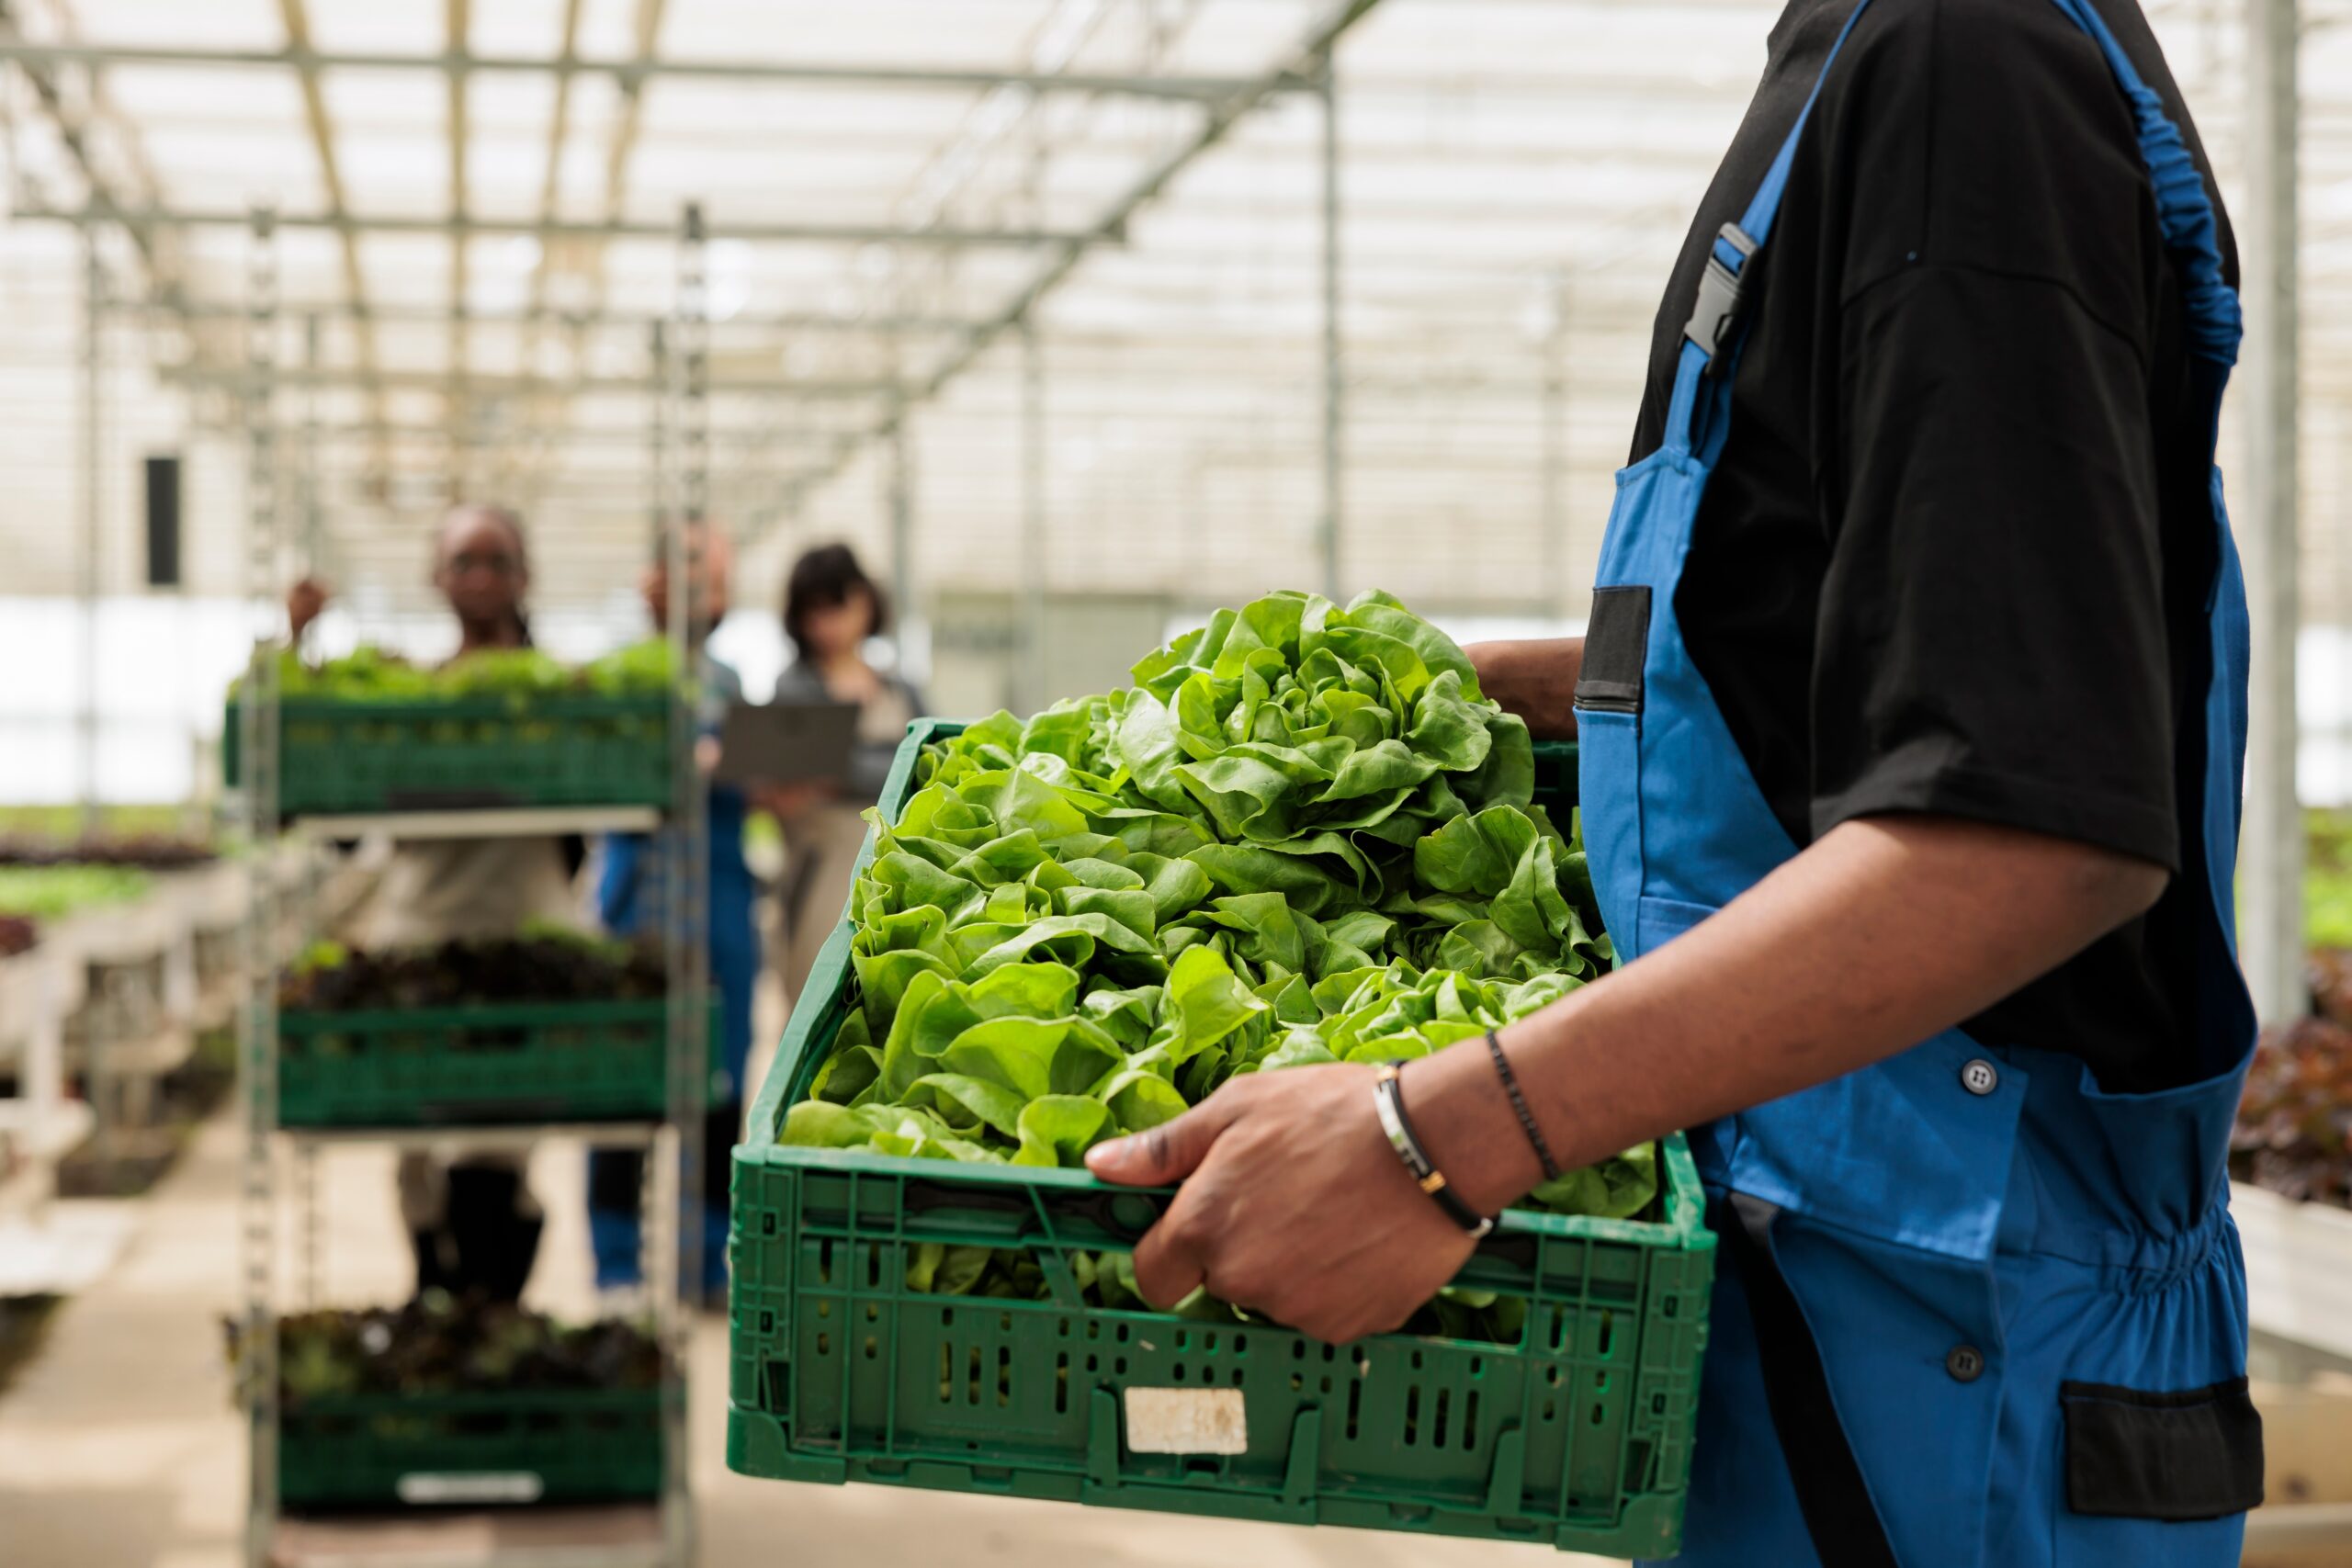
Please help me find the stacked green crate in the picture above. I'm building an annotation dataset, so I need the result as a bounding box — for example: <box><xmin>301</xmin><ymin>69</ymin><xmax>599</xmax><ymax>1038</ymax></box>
<box><xmin>275</xmin><ymin>1001</ymin><xmax>675</xmax><ymax>1128</ymax></box>
<box><xmin>227</xmin><ymin>694</ymin><xmax>669</xmax><ymax>816</ymax></box>
<box><xmin>279</xmin><ymin>1391</ymin><xmax>664</xmax><ymax>1508</ymax></box>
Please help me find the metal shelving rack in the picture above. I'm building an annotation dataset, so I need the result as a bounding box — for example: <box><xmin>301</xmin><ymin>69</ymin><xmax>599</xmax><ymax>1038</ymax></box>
<box><xmin>232</xmin><ymin>205</ymin><xmax>713</xmax><ymax>1568</ymax></box>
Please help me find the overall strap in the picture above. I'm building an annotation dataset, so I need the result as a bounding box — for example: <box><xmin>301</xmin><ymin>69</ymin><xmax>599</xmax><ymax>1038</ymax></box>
<box><xmin>2040</xmin><ymin>0</ymin><xmax>2242</xmax><ymax>366</ymax></box>
<box><xmin>1666</xmin><ymin>0</ymin><xmax>2242</xmax><ymax>460</ymax></box>
<box><xmin>1664</xmin><ymin>0</ymin><xmax>1879</xmax><ymax>457</ymax></box>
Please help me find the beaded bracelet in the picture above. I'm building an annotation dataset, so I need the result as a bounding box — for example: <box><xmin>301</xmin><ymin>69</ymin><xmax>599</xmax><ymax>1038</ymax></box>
<box><xmin>1486</xmin><ymin>1028</ymin><xmax>1562</xmax><ymax>1182</ymax></box>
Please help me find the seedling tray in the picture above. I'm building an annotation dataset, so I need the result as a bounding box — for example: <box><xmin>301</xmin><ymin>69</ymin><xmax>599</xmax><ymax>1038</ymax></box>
<box><xmin>279</xmin><ymin>1389</ymin><xmax>663</xmax><ymax>1509</ymax></box>
<box><xmin>727</xmin><ymin>725</ymin><xmax>1716</xmax><ymax>1556</ymax></box>
<box><xmin>225</xmin><ymin>694</ymin><xmax>670</xmax><ymax>817</ymax></box>
<box><xmin>277</xmin><ymin>999</ymin><xmax>701</xmax><ymax>1129</ymax></box>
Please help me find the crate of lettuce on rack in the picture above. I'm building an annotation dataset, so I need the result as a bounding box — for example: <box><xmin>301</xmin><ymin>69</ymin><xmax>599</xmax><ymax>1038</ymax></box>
<box><xmin>225</xmin><ymin>639</ymin><xmax>674</xmax><ymax>818</ymax></box>
<box><xmin>273</xmin><ymin>924</ymin><xmax>707</xmax><ymax>1130</ymax></box>
<box><xmin>729</xmin><ymin>591</ymin><xmax>1714</xmax><ymax>1559</ymax></box>
<box><xmin>227</xmin><ymin>1294</ymin><xmax>667</xmax><ymax>1508</ymax></box>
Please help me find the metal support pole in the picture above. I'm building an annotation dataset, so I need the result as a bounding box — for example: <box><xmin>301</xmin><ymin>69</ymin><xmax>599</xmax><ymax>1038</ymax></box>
<box><xmin>659</xmin><ymin>200</ymin><xmax>710</xmax><ymax>1568</ymax></box>
<box><xmin>2243</xmin><ymin>0</ymin><xmax>2304</xmax><ymax>1021</ymax></box>
<box><xmin>1019</xmin><ymin>316</ymin><xmax>1047</xmax><ymax>715</ymax></box>
<box><xmin>79</xmin><ymin>226</ymin><xmax>102</xmax><ymax>833</ymax></box>
<box><xmin>297</xmin><ymin>1143</ymin><xmax>320</xmax><ymax>1310</ymax></box>
<box><xmin>1317</xmin><ymin>52</ymin><xmax>1344</xmax><ymax>604</ymax></box>
<box><xmin>236</xmin><ymin>204</ymin><xmax>282</xmax><ymax>1568</ymax></box>
<box><xmin>638</xmin><ymin>310</ymin><xmax>667</xmax><ymax>1301</ymax></box>
<box><xmin>649</xmin><ymin>320</ymin><xmax>668</xmax><ymax>558</ymax></box>
<box><xmin>888</xmin><ymin>422</ymin><xmax>922</xmax><ymax>682</ymax></box>
<box><xmin>1016</xmin><ymin>132</ymin><xmax>1048</xmax><ymax>714</ymax></box>
<box><xmin>1538</xmin><ymin>275</ymin><xmax>1567</xmax><ymax>618</ymax></box>
<box><xmin>301</xmin><ymin>313</ymin><xmax>323</xmax><ymax>594</ymax></box>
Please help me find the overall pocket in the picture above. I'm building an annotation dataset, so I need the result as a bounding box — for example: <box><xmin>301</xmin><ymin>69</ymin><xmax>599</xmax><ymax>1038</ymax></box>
<box><xmin>2052</xmin><ymin>1377</ymin><xmax>2262</xmax><ymax>1568</ymax></box>
<box><xmin>2061</xmin><ymin>1378</ymin><xmax>2263</xmax><ymax>1521</ymax></box>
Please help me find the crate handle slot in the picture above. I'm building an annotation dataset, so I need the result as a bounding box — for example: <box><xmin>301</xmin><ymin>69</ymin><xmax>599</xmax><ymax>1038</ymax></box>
<box><xmin>898</xmin><ymin>1175</ymin><xmax>1537</xmax><ymax>1277</ymax></box>
<box><xmin>900</xmin><ymin>1177</ymin><xmax>1170</xmax><ymax>1251</ymax></box>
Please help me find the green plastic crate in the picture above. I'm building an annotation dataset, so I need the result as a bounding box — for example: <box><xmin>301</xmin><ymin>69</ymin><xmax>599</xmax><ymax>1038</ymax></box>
<box><xmin>225</xmin><ymin>694</ymin><xmax>670</xmax><ymax>817</ymax></box>
<box><xmin>277</xmin><ymin>1000</ymin><xmax>679</xmax><ymax>1129</ymax></box>
<box><xmin>279</xmin><ymin>1389</ymin><xmax>663</xmax><ymax>1508</ymax></box>
<box><xmin>727</xmin><ymin>723</ymin><xmax>1716</xmax><ymax>1556</ymax></box>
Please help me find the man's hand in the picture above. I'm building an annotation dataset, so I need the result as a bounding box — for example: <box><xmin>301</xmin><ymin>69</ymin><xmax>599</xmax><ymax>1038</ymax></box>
<box><xmin>1084</xmin><ymin>1063</ymin><xmax>1479</xmax><ymax>1344</ymax></box>
<box><xmin>1464</xmin><ymin>637</ymin><xmax>1583</xmax><ymax>739</ymax></box>
<box><xmin>754</xmin><ymin>777</ymin><xmax>840</xmax><ymax>824</ymax></box>
<box><xmin>288</xmin><ymin>577</ymin><xmax>330</xmax><ymax>643</ymax></box>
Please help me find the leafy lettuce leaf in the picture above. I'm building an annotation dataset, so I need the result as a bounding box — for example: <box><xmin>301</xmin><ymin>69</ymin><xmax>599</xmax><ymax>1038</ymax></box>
<box><xmin>779</xmin><ymin>590</ymin><xmax>1658</xmax><ymax>1342</ymax></box>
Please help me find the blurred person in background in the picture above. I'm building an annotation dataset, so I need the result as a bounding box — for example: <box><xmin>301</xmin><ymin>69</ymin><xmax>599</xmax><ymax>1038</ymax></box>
<box><xmin>765</xmin><ymin>543</ymin><xmax>925</xmax><ymax>1004</ymax></box>
<box><xmin>288</xmin><ymin>502</ymin><xmax>572</xmax><ymax>1302</ymax></box>
<box><xmin>585</xmin><ymin>519</ymin><xmax>755</xmax><ymax>1302</ymax></box>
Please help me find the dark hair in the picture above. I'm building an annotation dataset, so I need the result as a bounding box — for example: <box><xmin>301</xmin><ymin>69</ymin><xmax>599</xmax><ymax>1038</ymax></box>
<box><xmin>437</xmin><ymin>502</ymin><xmax>530</xmax><ymax>568</ymax></box>
<box><xmin>783</xmin><ymin>543</ymin><xmax>888</xmax><ymax>657</ymax></box>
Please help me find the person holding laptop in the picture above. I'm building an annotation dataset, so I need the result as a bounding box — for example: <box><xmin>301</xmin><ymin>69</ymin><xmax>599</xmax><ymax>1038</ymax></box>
<box><xmin>764</xmin><ymin>544</ymin><xmax>926</xmax><ymax>1005</ymax></box>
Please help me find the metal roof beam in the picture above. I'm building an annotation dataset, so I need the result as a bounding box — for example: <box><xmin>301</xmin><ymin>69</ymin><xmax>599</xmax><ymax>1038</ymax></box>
<box><xmin>0</xmin><ymin>39</ymin><xmax>1270</xmax><ymax>100</ymax></box>
<box><xmin>447</xmin><ymin>0</ymin><xmax>469</xmax><ymax>450</ymax></box>
<box><xmin>250</xmin><ymin>422</ymin><xmax>846</xmax><ymax>445</ymax></box>
<box><xmin>17</xmin><ymin>199</ymin><xmax>1102</xmax><ymax>247</ymax></box>
<box><xmin>757</xmin><ymin>0</ymin><xmax>1386</xmax><ymax>537</ymax></box>
<box><xmin>108</xmin><ymin>299</ymin><xmax>983</xmax><ymax>332</ymax></box>
<box><xmin>273</xmin><ymin>0</ymin><xmax>387</xmax><ymax>470</ymax></box>
<box><xmin>509</xmin><ymin>0</ymin><xmax>584</xmax><ymax>495</ymax></box>
<box><xmin>0</xmin><ymin>1</ymin><xmax>188</xmax><ymax>318</ymax></box>
<box><xmin>162</xmin><ymin>365</ymin><xmax>903</xmax><ymax>397</ymax></box>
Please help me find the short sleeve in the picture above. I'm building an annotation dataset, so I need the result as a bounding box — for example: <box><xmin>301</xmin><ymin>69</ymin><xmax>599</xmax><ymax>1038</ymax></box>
<box><xmin>1808</xmin><ymin>264</ymin><xmax>2178</xmax><ymax>870</ymax></box>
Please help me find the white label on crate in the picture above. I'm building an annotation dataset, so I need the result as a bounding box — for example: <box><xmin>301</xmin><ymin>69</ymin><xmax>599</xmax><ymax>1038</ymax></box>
<box><xmin>396</xmin><ymin>1472</ymin><xmax>547</xmax><ymax>1506</ymax></box>
<box><xmin>1124</xmin><ymin>1388</ymin><xmax>1248</xmax><ymax>1455</ymax></box>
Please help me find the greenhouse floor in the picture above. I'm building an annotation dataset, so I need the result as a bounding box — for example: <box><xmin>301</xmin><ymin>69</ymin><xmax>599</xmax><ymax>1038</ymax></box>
<box><xmin>0</xmin><ymin>1110</ymin><xmax>1606</xmax><ymax>1568</ymax></box>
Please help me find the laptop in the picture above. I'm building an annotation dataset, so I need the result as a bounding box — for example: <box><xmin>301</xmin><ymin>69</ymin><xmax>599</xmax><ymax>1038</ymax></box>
<box><xmin>714</xmin><ymin>699</ymin><xmax>862</xmax><ymax>786</ymax></box>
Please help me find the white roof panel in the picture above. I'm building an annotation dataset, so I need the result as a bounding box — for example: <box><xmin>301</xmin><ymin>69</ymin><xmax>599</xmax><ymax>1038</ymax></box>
<box><xmin>0</xmin><ymin>0</ymin><xmax>2344</xmax><ymax>643</ymax></box>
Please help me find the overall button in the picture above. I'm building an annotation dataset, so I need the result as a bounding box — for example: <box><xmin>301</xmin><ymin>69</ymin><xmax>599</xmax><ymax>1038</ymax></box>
<box><xmin>1960</xmin><ymin>1058</ymin><xmax>1999</xmax><ymax>1097</ymax></box>
<box><xmin>1947</xmin><ymin>1345</ymin><xmax>1985</xmax><ymax>1383</ymax></box>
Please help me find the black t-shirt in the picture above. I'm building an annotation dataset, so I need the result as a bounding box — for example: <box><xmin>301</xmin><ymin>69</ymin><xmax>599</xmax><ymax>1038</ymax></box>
<box><xmin>1631</xmin><ymin>0</ymin><xmax>2236</xmax><ymax>1092</ymax></box>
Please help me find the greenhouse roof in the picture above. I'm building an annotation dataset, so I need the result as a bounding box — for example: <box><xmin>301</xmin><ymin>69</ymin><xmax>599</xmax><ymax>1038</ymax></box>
<box><xmin>4</xmin><ymin>0</ymin><xmax>2350</xmax><ymax>621</ymax></box>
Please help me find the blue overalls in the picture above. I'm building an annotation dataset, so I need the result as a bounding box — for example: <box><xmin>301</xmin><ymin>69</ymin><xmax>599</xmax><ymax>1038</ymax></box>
<box><xmin>586</xmin><ymin>656</ymin><xmax>759</xmax><ymax>1293</ymax></box>
<box><xmin>1577</xmin><ymin>4</ymin><xmax>2263</xmax><ymax>1563</ymax></box>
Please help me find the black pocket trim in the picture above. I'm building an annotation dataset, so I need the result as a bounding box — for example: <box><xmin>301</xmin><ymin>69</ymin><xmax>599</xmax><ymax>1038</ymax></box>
<box><xmin>1575</xmin><ymin>586</ymin><xmax>1650</xmax><ymax>715</ymax></box>
<box><xmin>2061</xmin><ymin>1377</ymin><xmax>2264</xmax><ymax>1521</ymax></box>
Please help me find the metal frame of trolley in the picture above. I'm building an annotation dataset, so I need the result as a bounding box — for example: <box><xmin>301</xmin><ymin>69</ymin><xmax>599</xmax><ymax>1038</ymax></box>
<box><xmin>232</xmin><ymin>204</ymin><xmax>714</xmax><ymax>1568</ymax></box>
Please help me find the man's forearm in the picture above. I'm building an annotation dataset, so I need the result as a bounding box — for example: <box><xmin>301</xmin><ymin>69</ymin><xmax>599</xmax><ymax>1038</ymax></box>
<box><xmin>1409</xmin><ymin>815</ymin><xmax>2170</xmax><ymax>1213</ymax></box>
<box><xmin>1466</xmin><ymin>638</ymin><xmax>1584</xmax><ymax>740</ymax></box>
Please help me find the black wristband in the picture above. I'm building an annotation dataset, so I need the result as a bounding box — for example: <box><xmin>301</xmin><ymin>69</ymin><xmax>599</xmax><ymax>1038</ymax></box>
<box><xmin>1486</xmin><ymin>1028</ymin><xmax>1561</xmax><ymax>1181</ymax></box>
<box><xmin>1372</xmin><ymin>1062</ymin><xmax>1494</xmax><ymax>1238</ymax></box>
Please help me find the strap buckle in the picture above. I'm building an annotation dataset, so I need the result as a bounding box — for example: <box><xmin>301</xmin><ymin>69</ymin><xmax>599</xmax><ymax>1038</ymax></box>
<box><xmin>1682</xmin><ymin>221</ymin><xmax>1759</xmax><ymax>372</ymax></box>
